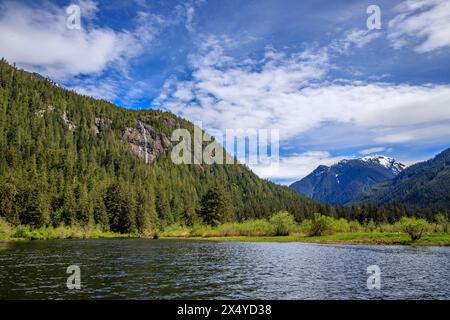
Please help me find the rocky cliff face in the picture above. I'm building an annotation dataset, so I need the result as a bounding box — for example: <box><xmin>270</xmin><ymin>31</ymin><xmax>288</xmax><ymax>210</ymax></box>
<box><xmin>35</xmin><ymin>104</ymin><xmax>172</xmax><ymax>164</ymax></box>
<box><xmin>94</xmin><ymin>117</ymin><xmax>111</xmax><ymax>135</ymax></box>
<box><xmin>122</xmin><ymin>120</ymin><xmax>172</xmax><ymax>164</ymax></box>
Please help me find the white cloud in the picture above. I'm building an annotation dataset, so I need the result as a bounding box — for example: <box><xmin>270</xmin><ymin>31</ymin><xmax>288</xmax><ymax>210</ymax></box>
<box><xmin>175</xmin><ymin>0</ymin><xmax>205</xmax><ymax>32</ymax></box>
<box><xmin>388</xmin><ymin>0</ymin><xmax>450</xmax><ymax>53</ymax></box>
<box><xmin>158</xmin><ymin>41</ymin><xmax>450</xmax><ymax>142</ymax></box>
<box><xmin>251</xmin><ymin>151</ymin><xmax>348</xmax><ymax>185</ymax></box>
<box><xmin>68</xmin><ymin>77</ymin><xmax>120</xmax><ymax>101</ymax></box>
<box><xmin>331</xmin><ymin>29</ymin><xmax>382</xmax><ymax>54</ymax></box>
<box><xmin>0</xmin><ymin>1</ymin><xmax>159</xmax><ymax>80</ymax></box>
<box><xmin>359</xmin><ymin>147</ymin><xmax>391</xmax><ymax>155</ymax></box>
<box><xmin>374</xmin><ymin>123</ymin><xmax>450</xmax><ymax>144</ymax></box>
<box><xmin>184</xmin><ymin>4</ymin><xmax>195</xmax><ymax>32</ymax></box>
<box><xmin>156</xmin><ymin>38</ymin><xmax>450</xmax><ymax>180</ymax></box>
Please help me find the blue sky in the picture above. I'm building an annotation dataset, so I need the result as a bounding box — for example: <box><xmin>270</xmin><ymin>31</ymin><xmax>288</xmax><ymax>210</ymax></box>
<box><xmin>1</xmin><ymin>0</ymin><xmax>450</xmax><ymax>184</ymax></box>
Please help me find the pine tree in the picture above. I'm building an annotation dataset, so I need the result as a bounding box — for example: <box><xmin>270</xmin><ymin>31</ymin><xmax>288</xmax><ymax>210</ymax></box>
<box><xmin>92</xmin><ymin>189</ymin><xmax>109</xmax><ymax>231</ymax></box>
<box><xmin>77</xmin><ymin>183</ymin><xmax>91</xmax><ymax>227</ymax></box>
<box><xmin>0</xmin><ymin>180</ymin><xmax>19</xmax><ymax>225</ymax></box>
<box><xmin>136</xmin><ymin>191</ymin><xmax>150</xmax><ymax>234</ymax></box>
<box><xmin>105</xmin><ymin>182</ymin><xmax>137</xmax><ymax>233</ymax></box>
<box><xmin>17</xmin><ymin>184</ymin><xmax>49</xmax><ymax>228</ymax></box>
<box><xmin>155</xmin><ymin>191</ymin><xmax>173</xmax><ymax>228</ymax></box>
<box><xmin>198</xmin><ymin>186</ymin><xmax>232</xmax><ymax>226</ymax></box>
<box><xmin>63</xmin><ymin>184</ymin><xmax>76</xmax><ymax>226</ymax></box>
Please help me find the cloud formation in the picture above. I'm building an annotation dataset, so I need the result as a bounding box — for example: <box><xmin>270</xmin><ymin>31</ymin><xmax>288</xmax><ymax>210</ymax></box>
<box><xmin>157</xmin><ymin>36</ymin><xmax>450</xmax><ymax>180</ymax></box>
<box><xmin>0</xmin><ymin>0</ymin><xmax>159</xmax><ymax>79</ymax></box>
<box><xmin>252</xmin><ymin>151</ymin><xmax>348</xmax><ymax>185</ymax></box>
<box><xmin>331</xmin><ymin>29</ymin><xmax>383</xmax><ymax>54</ymax></box>
<box><xmin>158</xmin><ymin>38</ymin><xmax>450</xmax><ymax>141</ymax></box>
<box><xmin>1</xmin><ymin>0</ymin><xmax>448</xmax><ymax>183</ymax></box>
<box><xmin>359</xmin><ymin>147</ymin><xmax>391</xmax><ymax>155</ymax></box>
<box><xmin>388</xmin><ymin>0</ymin><xmax>450</xmax><ymax>53</ymax></box>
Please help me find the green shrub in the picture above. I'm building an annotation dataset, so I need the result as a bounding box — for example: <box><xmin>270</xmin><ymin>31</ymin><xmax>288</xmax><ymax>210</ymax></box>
<box><xmin>234</xmin><ymin>219</ymin><xmax>275</xmax><ymax>236</ymax></box>
<box><xmin>0</xmin><ymin>218</ymin><xmax>14</xmax><ymax>239</ymax></box>
<box><xmin>349</xmin><ymin>220</ymin><xmax>363</xmax><ymax>232</ymax></box>
<box><xmin>308</xmin><ymin>213</ymin><xmax>333</xmax><ymax>236</ymax></box>
<box><xmin>435</xmin><ymin>213</ymin><xmax>448</xmax><ymax>233</ymax></box>
<box><xmin>399</xmin><ymin>217</ymin><xmax>430</xmax><ymax>241</ymax></box>
<box><xmin>162</xmin><ymin>224</ymin><xmax>191</xmax><ymax>237</ymax></box>
<box><xmin>12</xmin><ymin>225</ymin><xmax>30</xmax><ymax>239</ymax></box>
<box><xmin>190</xmin><ymin>223</ymin><xmax>214</xmax><ymax>237</ymax></box>
<box><xmin>376</xmin><ymin>223</ymin><xmax>397</xmax><ymax>233</ymax></box>
<box><xmin>330</xmin><ymin>218</ymin><xmax>350</xmax><ymax>233</ymax></box>
<box><xmin>364</xmin><ymin>219</ymin><xmax>376</xmax><ymax>232</ymax></box>
<box><xmin>269</xmin><ymin>211</ymin><xmax>296</xmax><ymax>236</ymax></box>
<box><xmin>298</xmin><ymin>219</ymin><xmax>312</xmax><ymax>234</ymax></box>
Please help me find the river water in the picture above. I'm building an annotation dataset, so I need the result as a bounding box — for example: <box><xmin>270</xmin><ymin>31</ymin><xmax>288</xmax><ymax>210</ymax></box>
<box><xmin>0</xmin><ymin>239</ymin><xmax>448</xmax><ymax>299</ymax></box>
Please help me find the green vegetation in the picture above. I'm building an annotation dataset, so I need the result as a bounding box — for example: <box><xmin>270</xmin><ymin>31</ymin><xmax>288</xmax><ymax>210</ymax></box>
<box><xmin>0</xmin><ymin>217</ymin><xmax>133</xmax><ymax>240</ymax></box>
<box><xmin>269</xmin><ymin>211</ymin><xmax>295</xmax><ymax>236</ymax></box>
<box><xmin>2</xmin><ymin>211</ymin><xmax>449</xmax><ymax>246</ymax></box>
<box><xmin>198</xmin><ymin>185</ymin><xmax>232</xmax><ymax>226</ymax></box>
<box><xmin>161</xmin><ymin>212</ymin><xmax>450</xmax><ymax>246</ymax></box>
<box><xmin>307</xmin><ymin>213</ymin><xmax>333</xmax><ymax>236</ymax></box>
<box><xmin>435</xmin><ymin>213</ymin><xmax>449</xmax><ymax>233</ymax></box>
<box><xmin>399</xmin><ymin>217</ymin><xmax>429</xmax><ymax>241</ymax></box>
<box><xmin>0</xmin><ymin>59</ymin><xmax>326</xmax><ymax>234</ymax></box>
<box><xmin>0</xmin><ymin>60</ymin><xmax>448</xmax><ymax>238</ymax></box>
<box><xmin>174</xmin><ymin>233</ymin><xmax>450</xmax><ymax>246</ymax></box>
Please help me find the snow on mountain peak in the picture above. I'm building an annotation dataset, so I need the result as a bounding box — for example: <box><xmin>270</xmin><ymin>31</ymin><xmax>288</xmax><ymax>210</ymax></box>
<box><xmin>361</xmin><ymin>155</ymin><xmax>405</xmax><ymax>174</ymax></box>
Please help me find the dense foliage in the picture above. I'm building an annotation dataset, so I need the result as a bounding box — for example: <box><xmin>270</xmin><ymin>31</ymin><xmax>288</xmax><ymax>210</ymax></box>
<box><xmin>0</xmin><ymin>60</ymin><xmax>447</xmax><ymax>233</ymax></box>
<box><xmin>0</xmin><ymin>60</ymin><xmax>326</xmax><ymax>232</ymax></box>
<box><xmin>269</xmin><ymin>211</ymin><xmax>296</xmax><ymax>236</ymax></box>
<box><xmin>399</xmin><ymin>217</ymin><xmax>429</xmax><ymax>241</ymax></box>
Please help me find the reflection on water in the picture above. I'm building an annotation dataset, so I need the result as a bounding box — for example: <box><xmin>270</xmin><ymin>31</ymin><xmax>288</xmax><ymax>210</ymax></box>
<box><xmin>0</xmin><ymin>239</ymin><xmax>448</xmax><ymax>299</ymax></box>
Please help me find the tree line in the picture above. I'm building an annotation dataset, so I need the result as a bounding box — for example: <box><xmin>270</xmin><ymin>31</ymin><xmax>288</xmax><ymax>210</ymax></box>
<box><xmin>0</xmin><ymin>59</ymin><xmax>447</xmax><ymax>234</ymax></box>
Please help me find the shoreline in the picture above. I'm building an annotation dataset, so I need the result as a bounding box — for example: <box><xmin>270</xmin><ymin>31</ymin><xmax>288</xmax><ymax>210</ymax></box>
<box><xmin>2</xmin><ymin>232</ymin><xmax>449</xmax><ymax>247</ymax></box>
<box><xmin>160</xmin><ymin>232</ymin><xmax>450</xmax><ymax>246</ymax></box>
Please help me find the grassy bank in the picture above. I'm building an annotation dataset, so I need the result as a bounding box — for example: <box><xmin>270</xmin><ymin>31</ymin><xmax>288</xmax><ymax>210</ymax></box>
<box><xmin>163</xmin><ymin>232</ymin><xmax>450</xmax><ymax>246</ymax></box>
<box><xmin>160</xmin><ymin>213</ymin><xmax>450</xmax><ymax>246</ymax></box>
<box><xmin>0</xmin><ymin>219</ymin><xmax>136</xmax><ymax>241</ymax></box>
<box><xmin>2</xmin><ymin>214</ymin><xmax>449</xmax><ymax>246</ymax></box>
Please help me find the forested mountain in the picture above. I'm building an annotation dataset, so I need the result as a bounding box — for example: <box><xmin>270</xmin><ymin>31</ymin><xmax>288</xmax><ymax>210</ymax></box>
<box><xmin>290</xmin><ymin>156</ymin><xmax>405</xmax><ymax>205</ymax></box>
<box><xmin>0</xmin><ymin>59</ymin><xmax>326</xmax><ymax>233</ymax></box>
<box><xmin>357</xmin><ymin>148</ymin><xmax>450</xmax><ymax>210</ymax></box>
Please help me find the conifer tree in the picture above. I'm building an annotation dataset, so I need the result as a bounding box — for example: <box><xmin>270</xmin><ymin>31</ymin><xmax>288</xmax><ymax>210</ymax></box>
<box><xmin>198</xmin><ymin>186</ymin><xmax>232</xmax><ymax>226</ymax></box>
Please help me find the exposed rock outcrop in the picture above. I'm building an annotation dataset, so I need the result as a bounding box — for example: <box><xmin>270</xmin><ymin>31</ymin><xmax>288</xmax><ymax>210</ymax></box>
<box><xmin>62</xmin><ymin>112</ymin><xmax>76</xmax><ymax>132</ymax></box>
<box><xmin>164</xmin><ymin>116</ymin><xmax>179</xmax><ymax>129</ymax></box>
<box><xmin>122</xmin><ymin>120</ymin><xmax>171</xmax><ymax>164</ymax></box>
<box><xmin>36</xmin><ymin>105</ymin><xmax>76</xmax><ymax>132</ymax></box>
<box><xmin>36</xmin><ymin>105</ymin><xmax>55</xmax><ymax>118</ymax></box>
<box><xmin>94</xmin><ymin>117</ymin><xmax>111</xmax><ymax>135</ymax></box>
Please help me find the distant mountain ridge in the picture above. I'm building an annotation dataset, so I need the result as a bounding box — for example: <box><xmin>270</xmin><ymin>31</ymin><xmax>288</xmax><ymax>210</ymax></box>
<box><xmin>356</xmin><ymin>148</ymin><xmax>450</xmax><ymax>209</ymax></box>
<box><xmin>290</xmin><ymin>155</ymin><xmax>405</xmax><ymax>205</ymax></box>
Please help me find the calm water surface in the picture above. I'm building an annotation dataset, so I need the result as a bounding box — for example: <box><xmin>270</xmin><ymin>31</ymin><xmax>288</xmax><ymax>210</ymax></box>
<box><xmin>0</xmin><ymin>239</ymin><xmax>448</xmax><ymax>299</ymax></box>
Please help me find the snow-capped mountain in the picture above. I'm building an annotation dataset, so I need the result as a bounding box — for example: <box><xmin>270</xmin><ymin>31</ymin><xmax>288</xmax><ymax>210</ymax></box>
<box><xmin>357</xmin><ymin>148</ymin><xmax>450</xmax><ymax>209</ymax></box>
<box><xmin>361</xmin><ymin>155</ymin><xmax>406</xmax><ymax>175</ymax></box>
<box><xmin>290</xmin><ymin>156</ymin><xmax>405</xmax><ymax>205</ymax></box>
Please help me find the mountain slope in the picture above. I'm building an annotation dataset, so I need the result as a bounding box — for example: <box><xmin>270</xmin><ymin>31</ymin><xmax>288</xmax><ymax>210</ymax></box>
<box><xmin>290</xmin><ymin>156</ymin><xmax>405</xmax><ymax>205</ymax></box>
<box><xmin>357</xmin><ymin>148</ymin><xmax>450</xmax><ymax>209</ymax></box>
<box><xmin>0</xmin><ymin>59</ymin><xmax>325</xmax><ymax>232</ymax></box>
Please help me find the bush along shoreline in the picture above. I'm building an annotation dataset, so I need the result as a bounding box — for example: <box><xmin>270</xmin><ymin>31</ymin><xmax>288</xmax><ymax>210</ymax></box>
<box><xmin>1</xmin><ymin>212</ymin><xmax>449</xmax><ymax>246</ymax></box>
<box><xmin>0</xmin><ymin>219</ymin><xmax>143</xmax><ymax>241</ymax></box>
<box><xmin>160</xmin><ymin>212</ymin><xmax>450</xmax><ymax>246</ymax></box>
